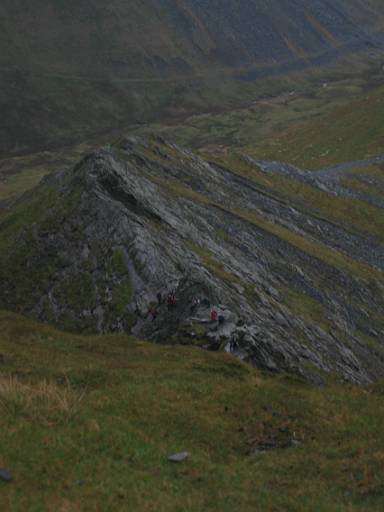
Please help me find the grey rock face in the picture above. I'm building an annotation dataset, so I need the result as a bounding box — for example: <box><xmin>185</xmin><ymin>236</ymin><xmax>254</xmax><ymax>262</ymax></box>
<box><xmin>254</xmin><ymin>156</ymin><xmax>384</xmax><ymax>211</ymax></box>
<box><xmin>1</xmin><ymin>137</ymin><xmax>383</xmax><ymax>384</ymax></box>
<box><xmin>0</xmin><ymin>468</ymin><xmax>12</xmax><ymax>482</ymax></box>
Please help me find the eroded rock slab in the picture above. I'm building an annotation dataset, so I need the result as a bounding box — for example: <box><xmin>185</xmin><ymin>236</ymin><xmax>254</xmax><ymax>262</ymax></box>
<box><xmin>0</xmin><ymin>137</ymin><xmax>383</xmax><ymax>384</ymax></box>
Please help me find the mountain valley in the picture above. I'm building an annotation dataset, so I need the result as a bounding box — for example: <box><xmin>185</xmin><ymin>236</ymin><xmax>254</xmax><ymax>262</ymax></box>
<box><xmin>2</xmin><ymin>0</ymin><xmax>384</xmax><ymax>155</ymax></box>
<box><xmin>1</xmin><ymin>2</ymin><xmax>384</xmax><ymax>510</ymax></box>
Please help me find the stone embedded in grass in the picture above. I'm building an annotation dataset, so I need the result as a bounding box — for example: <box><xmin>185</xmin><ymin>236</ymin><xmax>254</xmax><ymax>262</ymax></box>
<box><xmin>168</xmin><ymin>451</ymin><xmax>190</xmax><ymax>463</ymax></box>
<box><xmin>251</xmin><ymin>449</ymin><xmax>268</xmax><ymax>457</ymax></box>
<box><xmin>0</xmin><ymin>468</ymin><xmax>12</xmax><ymax>482</ymax></box>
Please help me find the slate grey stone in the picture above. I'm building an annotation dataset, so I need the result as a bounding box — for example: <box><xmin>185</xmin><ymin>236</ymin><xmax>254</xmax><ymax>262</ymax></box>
<box><xmin>168</xmin><ymin>452</ymin><xmax>190</xmax><ymax>463</ymax></box>
<box><xmin>0</xmin><ymin>469</ymin><xmax>12</xmax><ymax>482</ymax></box>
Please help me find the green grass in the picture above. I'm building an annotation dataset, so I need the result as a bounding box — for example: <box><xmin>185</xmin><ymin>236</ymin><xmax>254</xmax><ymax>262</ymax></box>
<box><xmin>248</xmin><ymin>84</ymin><xmax>384</xmax><ymax>170</ymax></box>
<box><xmin>0</xmin><ymin>142</ymin><xmax>93</xmax><ymax>202</ymax></box>
<box><xmin>185</xmin><ymin>240</ymin><xmax>240</xmax><ymax>285</ymax></box>
<box><xmin>0</xmin><ymin>174</ymin><xmax>85</xmax><ymax>315</ymax></box>
<box><xmin>355</xmin><ymin>330</ymin><xmax>384</xmax><ymax>356</ymax></box>
<box><xmin>231</xmin><ymin>208</ymin><xmax>383</xmax><ymax>283</ymax></box>
<box><xmin>0</xmin><ymin>172</ymin><xmax>137</xmax><ymax>333</ymax></box>
<box><xmin>0</xmin><ymin>166</ymin><xmax>49</xmax><ymax>201</ymax></box>
<box><xmin>137</xmin><ymin>70</ymin><xmax>382</xmax><ymax>166</ymax></box>
<box><xmin>211</xmin><ymin>153</ymin><xmax>384</xmax><ymax>242</ymax></box>
<box><xmin>341</xmin><ymin>165</ymin><xmax>384</xmax><ymax>200</ymax></box>
<box><xmin>280</xmin><ymin>286</ymin><xmax>332</xmax><ymax>331</ymax></box>
<box><xmin>1</xmin><ymin>311</ymin><xmax>384</xmax><ymax>510</ymax></box>
<box><xmin>150</xmin><ymin>166</ymin><xmax>383</xmax><ymax>284</ymax></box>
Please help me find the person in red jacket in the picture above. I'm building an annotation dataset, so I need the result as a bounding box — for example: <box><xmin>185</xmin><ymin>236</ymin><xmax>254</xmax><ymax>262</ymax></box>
<box><xmin>210</xmin><ymin>309</ymin><xmax>218</xmax><ymax>322</ymax></box>
<box><xmin>167</xmin><ymin>291</ymin><xmax>177</xmax><ymax>311</ymax></box>
<box><xmin>149</xmin><ymin>308</ymin><xmax>157</xmax><ymax>321</ymax></box>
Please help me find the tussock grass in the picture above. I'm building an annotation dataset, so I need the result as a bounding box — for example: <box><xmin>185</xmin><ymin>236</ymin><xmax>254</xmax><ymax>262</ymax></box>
<box><xmin>0</xmin><ymin>375</ymin><xmax>85</xmax><ymax>424</ymax></box>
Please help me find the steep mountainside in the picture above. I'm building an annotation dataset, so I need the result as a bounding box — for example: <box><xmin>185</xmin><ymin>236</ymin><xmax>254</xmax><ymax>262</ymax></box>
<box><xmin>1</xmin><ymin>137</ymin><xmax>383</xmax><ymax>384</ymax></box>
<box><xmin>1</xmin><ymin>0</ymin><xmax>384</xmax><ymax>154</ymax></box>
<box><xmin>2</xmin><ymin>0</ymin><xmax>384</xmax><ymax>77</ymax></box>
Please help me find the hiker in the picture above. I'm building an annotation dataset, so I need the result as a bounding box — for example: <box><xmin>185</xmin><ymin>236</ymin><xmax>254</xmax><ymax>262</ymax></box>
<box><xmin>210</xmin><ymin>337</ymin><xmax>221</xmax><ymax>351</ymax></box>
<box><xmin>167</xmin><ymin>292</ymin><xmax>177</xmax><ymax>311</ymax></box>
<box><xmin>149</xmin><ymin>308</ymin><xmax>157</xmax><ymax>321</ymax></box>
<box><xmin>157</xmin><ymin>292</ymin><xmax>163</xmax><ymax>306</ymax></box>
<box><xmin>218</xmin><ymin>314</ymin><xmax>225</xmax><ymax>326</ymax></box>
<box><xmin>202</xmin><ymin>297</ymin><xmax>211</xmax><ymax>308</ymax></box>
<box><xmin>210</xmin><ymin>309</ymin><xmax>218</xmax><ymax>322</ymax></box>
<box><xmin>230</xmin><ymin>334</ymin><xmax>238</xmax><ymax>353</ymax></box>
<box><xmin>134</xmin><ymin>303</ymin><xmax>143</xmax><ymax>318</ymax></box>
<box><xmin>191</xmin><ymin>296</ymin><xmax>200</xmax><ymax>313</ymax></box>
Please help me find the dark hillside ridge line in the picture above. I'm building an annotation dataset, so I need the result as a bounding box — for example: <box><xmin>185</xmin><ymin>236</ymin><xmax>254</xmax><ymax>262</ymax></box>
<box><xmin>0</xmin><ymin>137</ymin><xmax>383</xmax><ymax>384</ymax></box>
<box><xmin>1</xmin><ymin>0</ymin><xmax>384</xmax><ymax>153</ymax></box>
<box><xmin>2</xmin><ymin>0</ymin><xmax>384</xmax><ymax>77</ymax></box>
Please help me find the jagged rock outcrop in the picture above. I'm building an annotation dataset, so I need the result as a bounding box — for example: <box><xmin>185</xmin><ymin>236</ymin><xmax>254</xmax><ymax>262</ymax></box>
<box><xmin>255</xmin><ymin>156</ymin><xmax>384</xmax><ymax>209</ymax></box>
<box><xmin>1</xmin><ymin>137</ymin><xmax>383</xmax><ymax>383</ymax></box>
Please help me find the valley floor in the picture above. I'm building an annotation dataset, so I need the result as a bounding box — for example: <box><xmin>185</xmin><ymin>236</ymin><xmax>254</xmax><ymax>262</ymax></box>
<box><xmin>1</xmin><ymin>311</ymin><xmax>384</xmax><ymax>511</ymax></box>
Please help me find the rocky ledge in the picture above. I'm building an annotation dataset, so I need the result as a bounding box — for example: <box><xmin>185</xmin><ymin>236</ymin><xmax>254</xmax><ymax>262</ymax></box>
<box><xmin>0</xmin><ymin>137</ymin><xmax>383</xmax><ymax>383</ymax></box>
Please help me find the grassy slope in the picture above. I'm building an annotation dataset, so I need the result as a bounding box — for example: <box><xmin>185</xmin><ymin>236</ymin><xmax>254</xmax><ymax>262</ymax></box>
<box><xmin>2</xmin><ymin>0</ymin><xmax>383</xmax><ymax>79</ymax></box>
<box><xmin>147</xmin><ymin>72</ymin><xmax>384</xmax><ymax>171</ymax></box>
<box><xmin>250</xmin><ymin>85</ymin><xmax>384</xmax><ymax>170</ymax></box>
<box><xmin>1</xmin><ymin>63</ymin><xmax>383</xmax><ymax>199</ymax></box>
<box><xmin>209</xmin><ymin>153</ymin><xmax>384</xmax><ymax>244</ymax></box>
<box><xmin>131</xmin><ymin>76</ymin><xmax>384</xmax><ymax>249</ymax></box>
<box><xmin>341</xmin><ymin>165</ymin><xmax>384</xmax><ymax>199</ymax></box>
<box><xmin>0</xmin><ymin>142</ymin><xmax>92</xmax><ymax>203</ymax></box>
<box><xmin>0</xmin><ymin>311</ymin><xmax>384</xmax><ymax>511</ymax></box>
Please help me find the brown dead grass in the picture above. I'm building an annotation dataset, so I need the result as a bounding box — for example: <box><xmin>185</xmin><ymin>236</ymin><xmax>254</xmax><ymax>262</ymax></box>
<box><xmin>0</xmin><ymin>376</ymin><xmax>85</xmax><ymax>424</ymax></box>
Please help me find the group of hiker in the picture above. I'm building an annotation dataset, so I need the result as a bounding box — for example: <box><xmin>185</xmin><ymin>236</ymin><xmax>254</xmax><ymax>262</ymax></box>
<box><xmin>210</xmin><ymin>309</ymin><xmax>226</xmax><ymax>326</ymax></box>
<box><xmin>155</xmin><ymin>290</ymin><xmax>177</xmax><ymax>310</ymax></box>
<box><xmin>146</xmin><ymin>289</ymin><xmax>239</xmax><ymax>353</ymax></box>
<box><xmin>148</xmin><ymin>290</ymin><xmax>177</xmax><ymax>321</ymax></box>
<box><xmin>191</xmin><ymin>296</ymin><xmax>211</xmax><ymax>313</ymax></box>
<box><xmin>192</xmin><ymin>296</ymin><xmax>226</xmax><ymax>325</ymax></box>
<box><xmin>147</xmin><ymin>290</ymin><xmax>225</xmax><ymax>325</ymax></box>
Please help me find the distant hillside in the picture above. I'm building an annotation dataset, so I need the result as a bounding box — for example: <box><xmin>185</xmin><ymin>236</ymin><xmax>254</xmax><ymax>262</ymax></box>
<box><xmin>2</xmin><ymin>0</ymin><xmax>384</xmax><ymax>78</ymax></box>
<box><xmin>1</xmin><ymin>0</ymin><xmax>384</xmax><ymax>154</ymax></box>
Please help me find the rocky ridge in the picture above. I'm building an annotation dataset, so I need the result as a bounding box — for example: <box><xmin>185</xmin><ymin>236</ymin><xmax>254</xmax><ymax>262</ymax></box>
<box><xmin>0</xmin><ymin>137</ymin><xmax>383</xmax><ymax>383</ymax></box>
<box><xmin>254</xmin><ymin>156</ymin><xmax>384</xmax><ymax>209</ymax></box>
